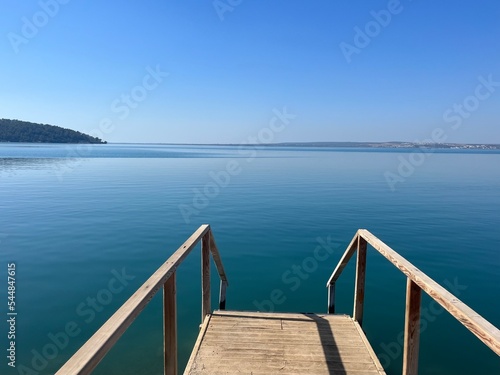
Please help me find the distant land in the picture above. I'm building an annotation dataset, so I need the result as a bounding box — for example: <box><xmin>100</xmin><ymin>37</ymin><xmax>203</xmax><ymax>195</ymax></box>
<box><xmin>1</xmin><ymin>118</ymin><xmax>498</xmax><ymax>150</ymax></box>
<box><xmin>0</xmin><ymin>119</ymin><xmax>106</xmax><ymax>144</ymax></box>
<box><xmin>257</xmin><ymin>141</ymin><xmax>500</xmax><ymax>150</ymax></box>
<box><xmin>191</xmin><ymin>141</ymin><xmax>500</xmax><ymax>150</ymax></box>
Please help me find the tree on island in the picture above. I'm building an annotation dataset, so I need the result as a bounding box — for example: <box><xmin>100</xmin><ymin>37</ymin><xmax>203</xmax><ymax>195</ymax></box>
<box><xmin>0</xmin><ymin>119</ymin><xmax>106</xmax><ymax>144</ymax></box>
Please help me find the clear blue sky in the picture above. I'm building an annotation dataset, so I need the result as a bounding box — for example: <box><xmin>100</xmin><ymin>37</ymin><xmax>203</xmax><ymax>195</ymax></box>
<box><xmin>1</xmin><ymin>0</ymin><xmax>499</xmax><ymax>143</ymax></box>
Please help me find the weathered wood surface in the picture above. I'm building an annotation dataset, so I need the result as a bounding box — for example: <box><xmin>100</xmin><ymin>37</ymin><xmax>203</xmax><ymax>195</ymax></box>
<box><xmin>55</xmin><ymin>224</ymin><xmax>210</xmax><ymax>375</ymax></box>
<box><xmin>326</xmin><ymin>233</ymin><xmax>359</xmax><ymax>286</ymax></box>
<box><xmin>201</xmin><ymin>233</ymin><xmax>211</xmax><ymax>322</ymax></box>
<box><xmin>353</xmin><ymin>236</ymin><xmax>367</xmax><ymax>326</ymax></box>
<box><xmin>208</xmin><ymin>230</ymin><xmax>229</xmax><ymax>310</ymax></box>
<box><xmin>164</xmin><ymin>272</ymin><xmax>177</xmax><ymax>375</ymax></box>
<box><xmin>55</xmin><ymin>224</ymin><xmax>232</xmax><ymax>375</ymax></box>
<box><xmin>358</xmin><ymin>229</ymin><xmax>500</xmax><ymax>355</ymax></box>
<box><xmin>184</xmin><ymin>314</ymin><xmax>212</xmax><ymax>373</ymax></box>
<box><xmin>209</xmin><ymin>232</ymin><xmax>228</xmax><ymax>284</ymax></box>
<box><xmin>184</xmin><ymin>311</ymin><xmax>386</xmax><ymax>375</ymax></box>
<box><xmin>402</xmin><ymin>279</ymin><xmax>421</xmax><ymax>375</ymax></box>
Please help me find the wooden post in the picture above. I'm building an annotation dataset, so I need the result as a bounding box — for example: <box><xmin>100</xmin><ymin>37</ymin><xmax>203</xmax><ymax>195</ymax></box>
<box><xmin>353</xmin><ymin>237</ymin><xmax>367</xmax><ymax>326</ymax></box>
<box><xmin>202</xmin><ymin>233</ymin><xmax>211</xmax><ymax>322</ymax></box>
<box><xmin>403</xmin><ymin>278</ymin><xmax>421</xmax><ymax>375</ymax></box>
<box><xmin>163</xmin><ymin>272</ymin><xmax>177</xmax><ymax>375</ymax></box>
<box><xmin>328</xmin><ymin>283</ymin><xmax>336</xmax><ymax>314</ymax></box>
<box><xmin>219</xmin><ymin>280</ymin><xmax>227</xmax><ymax>310</ymax></box>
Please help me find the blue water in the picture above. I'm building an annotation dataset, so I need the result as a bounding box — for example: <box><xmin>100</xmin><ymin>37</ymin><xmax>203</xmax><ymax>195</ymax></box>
<box><xmin>0</xmin><ymin>143</ymin><xmax>499</xmax><ymax>375</ymax></box>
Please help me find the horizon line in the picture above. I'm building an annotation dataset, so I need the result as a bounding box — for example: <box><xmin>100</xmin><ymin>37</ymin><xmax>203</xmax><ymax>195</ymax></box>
<box><xmin>102</xmin><ymin>141</ymin><xmax>500</xmax><ymax>146</ymax></box>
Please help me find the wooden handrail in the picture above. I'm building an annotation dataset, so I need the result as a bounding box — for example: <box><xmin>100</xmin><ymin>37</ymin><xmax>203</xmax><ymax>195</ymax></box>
<box><xmin>326</xmin><ymin>229</ymin><xmax>500</xmax><ymax>375</ymax></box>
<box><xmin>56</xmin><ymin>224</ymin><xmax>228</xmax><ymax>375</ymax></box>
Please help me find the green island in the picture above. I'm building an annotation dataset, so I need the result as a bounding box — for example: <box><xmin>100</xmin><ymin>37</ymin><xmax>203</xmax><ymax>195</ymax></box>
<box><xmin>0</xmin><ymin>119</ymin><xmax>106</xmax><ymax>144</ymax></box>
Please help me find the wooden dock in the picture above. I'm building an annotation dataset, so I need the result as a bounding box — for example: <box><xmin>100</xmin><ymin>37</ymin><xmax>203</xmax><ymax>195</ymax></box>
<box><xmin>185</xmin><ymin>310</ymin><xmax>385</xmax><ymax>375</ymax></box>
<box><xmin>55</xmin><ymin>225</ymin><xmax>500</xmax><ymax>375</ymax></box>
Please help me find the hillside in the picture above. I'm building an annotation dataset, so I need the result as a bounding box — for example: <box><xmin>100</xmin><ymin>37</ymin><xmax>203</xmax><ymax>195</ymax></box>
<box><xmin>0</xmin><ymin>119</ymin><xmax>106</xmax><ymax>144</ymax></box>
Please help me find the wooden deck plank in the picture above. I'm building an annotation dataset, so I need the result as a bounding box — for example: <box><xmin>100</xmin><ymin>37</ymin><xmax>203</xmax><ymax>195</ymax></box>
<box><xmin>184</xmin><ymin>311</ymin><xmax>386</xmax><ymax>375</ymax></box>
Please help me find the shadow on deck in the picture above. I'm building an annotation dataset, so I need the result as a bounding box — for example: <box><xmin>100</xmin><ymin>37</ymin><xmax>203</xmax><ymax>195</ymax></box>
<box><xmin>184</xmin><ymin>310</ymin><xmax>385</xmax><ymax>375</ymax></box>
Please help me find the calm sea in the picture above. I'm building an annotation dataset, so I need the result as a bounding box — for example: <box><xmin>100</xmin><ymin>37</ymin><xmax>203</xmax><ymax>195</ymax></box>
<box><xmin>0</xmin><ymin>143</ymin><xmax>499</xmax><ymax>375</ymax></box>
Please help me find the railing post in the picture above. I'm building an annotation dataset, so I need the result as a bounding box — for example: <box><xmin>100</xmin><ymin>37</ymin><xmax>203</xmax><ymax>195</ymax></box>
<box><xmin>163</xmin><ymin>272</ymin><xmax>177</xmax><ymax>375</ymax></box>
<box><xmin>402</xmin><ymin>278</ymin><xmax>421</xmax><ymax>375</ymax></box>
<box><xmin>328</xmin><ymin>283</ymin><xmax>335</xmax><ymax>313</ymax></box>
<box><xmin>353</xmin><ymin>236</ymin><xmax>367</xmax><ymax>326</ymax></box>
<box><xmin>202</xmin><ymin>232</ymin><xmax>211</xmax><ymax>322</ymax></box>
<box><xmin>219</xmin><ymin>280</ymin><xmax>227</xmax><ymax>310</ymax></box>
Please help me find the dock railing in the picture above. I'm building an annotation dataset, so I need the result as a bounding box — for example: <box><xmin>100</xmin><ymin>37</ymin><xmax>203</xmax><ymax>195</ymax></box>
<box><xmin>326</xmin><ymin>229</ymin><xmax>500</xmax><ymax>375</ymax></box>
<box><xmin>56</xmin><ymin>224</ymin><xmax>228</xmax><ymax>375</ymax></box>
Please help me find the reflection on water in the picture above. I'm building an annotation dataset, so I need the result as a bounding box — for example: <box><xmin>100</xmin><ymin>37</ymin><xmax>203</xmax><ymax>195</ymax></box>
<box><xmin>0</xmin><ymin>143</ymin><xmax>245</xmax><ymax>159</ymax></box>
<box><xmin>0</xmin><ymin>158</ymin><xmax>80</xmax><ymax>178</ymax></box>
<box><xmin>1</xmin><ymin>143</ymin><xmax>499</xmax><ymax>375</ymax></box>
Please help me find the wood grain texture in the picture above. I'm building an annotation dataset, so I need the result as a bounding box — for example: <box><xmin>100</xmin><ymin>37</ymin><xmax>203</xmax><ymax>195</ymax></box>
<box><xmin>56</xmin><ymin>225</ymin><xmax>499</xmax><ymax>375</ymax></box>
<box><xmin>184</xmin><ymin>314</ymin><xmax>212</xmax><ymax>374</ymax></box>
<box><xmin>358</xmin><ymin>229</ymin><xmax>500</xmax><ymax>355</ymax></box>
<box><xmin>184</xmin><ymin>311</ymin><xmax>386</xmax><ymax>375</ymax></box>
<box><xmin>201</xmin><ymin>233</ymin><xmax>211</xmax><ymax>323</ymax></box>
<box><xmin>353</xmin><ymin>319</ymin><xmax>386</xmax><ymax>374</ymax></box>
<box><xmin>55</xmin><ymin>224</ymin><xmax>210</xmax><ymax>375</ymax></box>
<box><xmin>402</xmin><ymin>278</ymin><xmax>421</xmax><ymax>375</ymax></box>
<box><xmin>326</xmin><ymin>231</ymin><xmax>360</xmax><ymax>286</ymax></box>
<box><xmin>209</xmin><ymin>233</ymin><xmax>228</xmax><ymax>284</ymax></box>
<box><xmin>56</xmin><ymin>224</ymin><xmax>233</xmax><ymax>375</ymax></box>
<box><xmin>164</xmin><ymin>272</ymin><xmax>177</xmax><ymax>375</ymax></box>
<box><xmin>353</xmin><ymin>236</ymin><xmax>367</xmax><ymax>326</ymax></box>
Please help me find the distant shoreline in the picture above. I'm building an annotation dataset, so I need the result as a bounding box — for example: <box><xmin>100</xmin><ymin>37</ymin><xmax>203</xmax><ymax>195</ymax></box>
<box><xmin>1</xmin><ymin>141</ymin><xmax>500</xmax><ymax>150</ymax></box>
<box><xmin>0</xmin><ymin>119</ymin><xmax>106</xmax><ymax>144</ymax></box>
<box><xmin>103</xmin><ymin>141</ymin><xmax>500</xmax><ymax>150</ymax></box>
